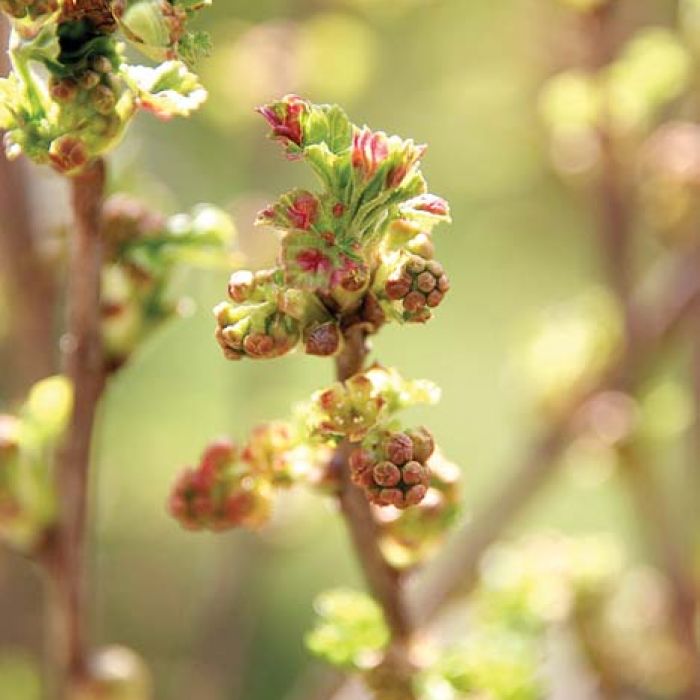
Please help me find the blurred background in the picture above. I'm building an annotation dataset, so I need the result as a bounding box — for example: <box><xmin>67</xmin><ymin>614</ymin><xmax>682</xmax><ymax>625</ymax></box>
<box><xmin>0</xmin><ymin>0</ymin><xmax>695</xmax><ymax>698</ymax></box>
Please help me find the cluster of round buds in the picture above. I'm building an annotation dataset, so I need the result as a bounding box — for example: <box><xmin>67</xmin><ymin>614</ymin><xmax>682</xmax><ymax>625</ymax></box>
<box><xmin>349</xmin><ymin>428</ymin><xmax>435</xmax><ymax>509</ymax></box>
<box><xmin>382</xmin><ymin>253</ymin><xmax>449</xmax><ymax>323</ymax></box>
<box><xmin>168</xmin><ymin>439</ymin><xmax>272</xmax><ymax>532</ymax></box>
<box><xmin>0</xmin><ymin>0</ymin><xmax>58</xmax><ymax>20</ymax></box>
<box><xmin>375</xmin><ymin>450</ymin><xmax>460</xmax><ymax>568</ymax></box>
<box><xmin>214</xmin><ymin>270</ymin><xmax>301</xmax><ymax>361</ymax></box>
<box><xmin>42</xmin><ymin>51</ymin><xmax>127</xmax><ymax>174</ymax></box>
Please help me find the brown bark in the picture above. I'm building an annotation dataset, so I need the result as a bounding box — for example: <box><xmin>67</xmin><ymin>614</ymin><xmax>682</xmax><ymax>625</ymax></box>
<box><xmin>42</xmin><ymin>158</ymin><xmax>106</xmax><ymax>695</ymax></box>
<box><xmin>333</xmin><ymin>325</ymin><xmax>415</xmax><ymax>695</ymax></box>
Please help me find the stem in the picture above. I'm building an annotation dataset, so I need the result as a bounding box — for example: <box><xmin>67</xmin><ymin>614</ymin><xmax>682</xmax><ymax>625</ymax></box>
<box><xmin>44</xmin><ymin>158</ymin><xmax>106</xmax><ymax>695</ymax></box>
<box><xmin>618</xmin><ymin>445</ymin><xmax>700</xmax><ymax>695</ymax></box>
<box><xmin>333</xmin><ymin>326</ymin><xmax>414</xmax><ymax>650</ymax></box>
<box><xmin>0</xmin><ymin>15</ymin><xmax>56</xmax><ymax>395</ymax></box>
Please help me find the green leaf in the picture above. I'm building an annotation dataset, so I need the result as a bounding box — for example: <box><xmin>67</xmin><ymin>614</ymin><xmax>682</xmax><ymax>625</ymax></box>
<box><xmin>122</xmin><ymin>60</ymin><xmax>207</xmax><ymax>118</ymax></box>
<box><xmin>305</xmin><ymin>589</ymin><xmax>389</xmax><ymax>669</ymax></box>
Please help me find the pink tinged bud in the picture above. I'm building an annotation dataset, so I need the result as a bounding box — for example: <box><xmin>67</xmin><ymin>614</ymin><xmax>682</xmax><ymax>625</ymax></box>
<box><xmin>385</xmin><ymin>433</ymin><xmax>413</xmax><ymax>465</ymax></box>
<box><xmin>256</xmin><ymin>95</ymin><xmax>305</xmax><ymax>147</ymax></box>
<box><xmin>407</xmin><ymin>427</ymin><xmax>435</xmax><ymax>462</ymax></box>
<box><xmin>385</xmin><ymin>275</ymin><xmax>412</xmax><ymax>300</ymax></box>
<box><xmin>352</xmin><ymin>127</ymin><xmax>390</xmax><ymax>180</ymax></box>
<box><xmin>296</xmin><ymin>248</ymin><xmax>332</xmax><ymax>275</ymax></box>
<box><xmin>426</xmin><ymin>290</ymin><xmax>444</xmax><ymax>308</ymax></box>
<box><xmin>378</xmin><ymin>488</ymin><xmax>404</xmax><ymax>507</ymax></box>
<box><xmin>319</xmin><ymin>387</ymin><xmax>341</xmax><ymax>412</ymax></box>
<box><xmin>406</xmin><ymin>307</ymin><xmax>432</xmax><ymax>324</ymax></box>
<box><xmin>305</xmin><ymin>322</ymin><xmax>341</xmax><ymax>357</ymax></box>
<box><xmin>404</xmin><ymin>484</ymin><xmax>427</xmax><ymax>507</ymax></box>
<box><xmin>49</xmin><ymin>135</ymin><xmax>89</xmax><ymax>174</ymax></box>
<box><xmin>243</xmin><ymin>333</ymin><xmax>276</xmax><ymax>358</ymax></box>
<box><xmin>332</xmin><ymin>203</ymin><xmax>345</xmax><ymax>218</ymax></box>
<box><xmin>373</xmin><ymin>462</ymin><xmax>402</xmax><ymax>488</ymax></box>
<box><xmin>386</xmin><ymin>163</ymin><xmax>409</xmax><ymax>189</ymax></box>
<box><xmin>403</xmin><ymin>291</ymin><xmax>426</xmax><ymax>312</ymax></box>
<box><xmin>411</xmin><ymin>194</ymin><xmax>450</xmax><ymax>217</ymax></box>
<box><xmin>426</xmin><ymin>260</ymin><xmax>444</xmax><ymax>277</ymax></box>
<box><xmin>228</xmin><ymin>270</ymin><xmax>255</xmax><ymax>302</ymax></box>
<box><xmin>402</xmin><ymin>460</ymin><xmax>428</xmax><ymax>486</ymax></box>
<box><xmin>416</xmin><ymin>271</ymin><xmax>437</xmax><ymax>293</ymax></box>
<box><xmin>287</xmin><ymin>193</ymin><xmax>319</xmax><ymax>230</ymax></box>
<box><xmin>349</xmin><ymin>448</ymin><xmax>374</xmax><ymax>477</ymax></box>
<box><xmin>49</xmin><ymin>78</ymin><xmax>78</xmax><ymax>103</ymax></box>
<box><xmin>200</xmin><ymin>439</ymin><xmax>236</xmax><ymax>477</ymax></box>
<box><xmin>437</xmin><ymin>275</ymin><xmax>450</xmax><ymax>293</ymax></box>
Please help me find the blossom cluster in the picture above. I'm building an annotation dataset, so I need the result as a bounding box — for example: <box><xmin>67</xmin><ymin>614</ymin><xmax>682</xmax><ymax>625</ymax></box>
<box><xmin>168</xmin><ymin>422</ymin><xmax>330</xmax><ymax>531</ymax></box>
<box><xmin>0</xmin><ymin>0</ymin><xmax>210</xmax><ymax>173</ymax></box>
<box><xmin>213</xmin><ymin>95</ymin><xmax>451</xmax><ymax>362</ymax></box>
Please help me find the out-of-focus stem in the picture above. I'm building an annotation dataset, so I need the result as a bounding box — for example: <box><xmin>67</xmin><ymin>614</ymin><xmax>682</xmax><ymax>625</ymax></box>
<box><xmin>0</xmin><ymin>15</ymin><xmax>56</xmax><ymax>394</ymax></box>
<box><xmin>44</xmin><ymin>158</ymin><xmax>106</xmax><ymax>695</ymax></box>
<box><xmin>618</xmin><ymin>444</ymin><xmax>700</xmax><ymax>695</ymax></box>
<box><xmin>410</xmin><ymin>250</ymin><xmax>700</xmax><ymax>627</ymax></box>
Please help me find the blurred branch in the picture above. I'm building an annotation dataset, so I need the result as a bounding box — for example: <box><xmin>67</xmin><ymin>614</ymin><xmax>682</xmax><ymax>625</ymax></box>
<box><xmin>324</xmin><ymin>249</ymin><xmax>700</xmax><ymax>700</ymax></box>
<box><xmin>0</xmin><ymin>15</ymin><xmax>56</xmax><ymax>395</ymax></box>
<box><xmin>42</xmin><ymin>158</ymin><xmax>106</xmax><ymax>695</ymax></box>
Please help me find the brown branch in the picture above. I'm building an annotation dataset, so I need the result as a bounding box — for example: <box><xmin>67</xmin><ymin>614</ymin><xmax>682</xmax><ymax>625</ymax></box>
<box><xmin>0</xmin><ymin>15</ymin><xmax>56</xmax><ymax>394</ymax></box>
<box><xmin>618</xmin><ymin>445</ymin><xmax>700</xmax><ymax>696</ymax></box>
<box><xmin>333</xmin><ymin>325</ymin><xmax>414</xmax><ymax>662</ymax></box>
<box><xmin>42</xmin><ymin>158</ymin><xmax>106</xmax><ymax>696</ymax></box>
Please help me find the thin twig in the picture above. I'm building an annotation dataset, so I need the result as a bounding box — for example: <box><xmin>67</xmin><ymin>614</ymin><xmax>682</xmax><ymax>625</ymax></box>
<box><xmin>42</xmin><ymin>158</ymin><xmax>106</xmax><ymax>695</ymax></box>
<box><xmin>334</xmin><ymin>325</ymin><xmax>414</xmax><ymax>656</ymax></box>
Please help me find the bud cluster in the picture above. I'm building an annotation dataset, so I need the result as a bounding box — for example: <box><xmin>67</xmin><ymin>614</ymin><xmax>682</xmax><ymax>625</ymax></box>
<box><xmin>214</xmin><ymin>267</ymin><xmax>345</xmax><ymax>361</ymax></box>
<box><xmin>168</xmin><ymin>439</ymin><xmax>272</xmax><ymax>532</ymax></box>
<box><xmin>168</xmin><ymin>421</ymin><xmax>330</xmax><ymax>531</ymax></box>
<box><xmin>304</xmin><ymin>365</ymin><xmax>440</xmax><ymax>443</ymax></box>
<box><xmin>374</xmin><ymin>252</ymin><xmax>449</xmax><ymax>324</ymax></box>
<box><xmin>213</xmin><ymin>96</ymin><xmax>452</xmax><ymax>362</ymax></box>
<box><xmin>0</xmin><ymin>0</ymin><xmax>210</xmax><ymax>174</ymax></box>
<box><xmin>101</xmin><ymin>195</ymin><xmax>234</xmax><ymax>371</ymax></box>
<box><xmin>375</xmin><ymin>450</ymin><xmax>461</xmax><ymax>568</ymax></box>
<box><xmin>349</xmin><ymin>428</ymin><xmax>434</xmax><ymax>509</ymax></box>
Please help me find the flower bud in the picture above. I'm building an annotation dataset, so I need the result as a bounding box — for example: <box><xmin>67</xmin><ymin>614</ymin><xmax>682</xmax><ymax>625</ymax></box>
<box><xmin>349</xmin><ymin>429</ymin><xmax>432</xmax><ymax>509</ymax></box>
<box><xmin>304</xmin><ymin>321</ymin><xmax>343</xmax><ymax>357</ymax></box>
<box><xmin>79</xmin><ymin>70</ymin><xmax>101</xmax><ymax>90</ymax></box>
<box><xmin>228</xmin><ymin>270</ymin><xmax>256</xmax><ymax>303</ymax></box>
<box><xmin>257</xmin><ymin>94</ymin><xmax>307</xmax><ymax>149</ymax></box>
<box><xmin>91</xmin><ymin>85</ymin><xmax>117</xmax><ymax>115</ymax></box>
<box><xmin>379</xmin><ymin>253</ymin><xmax>449</xmax><ymax>323</ymax></box>
<box><xmin>49</xmin><ymin>78</ymin><xmax>79</xmax><ymax>103</ymax></box>
<box><xmin>48</xmin><ymin>135</ymin><xmax>89</xmax><ymax>174</ymax></box>
<box><xmin>168</xmin><ymin>438</ymin><xmax>272</xmax><ymax>531</ymax></box>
